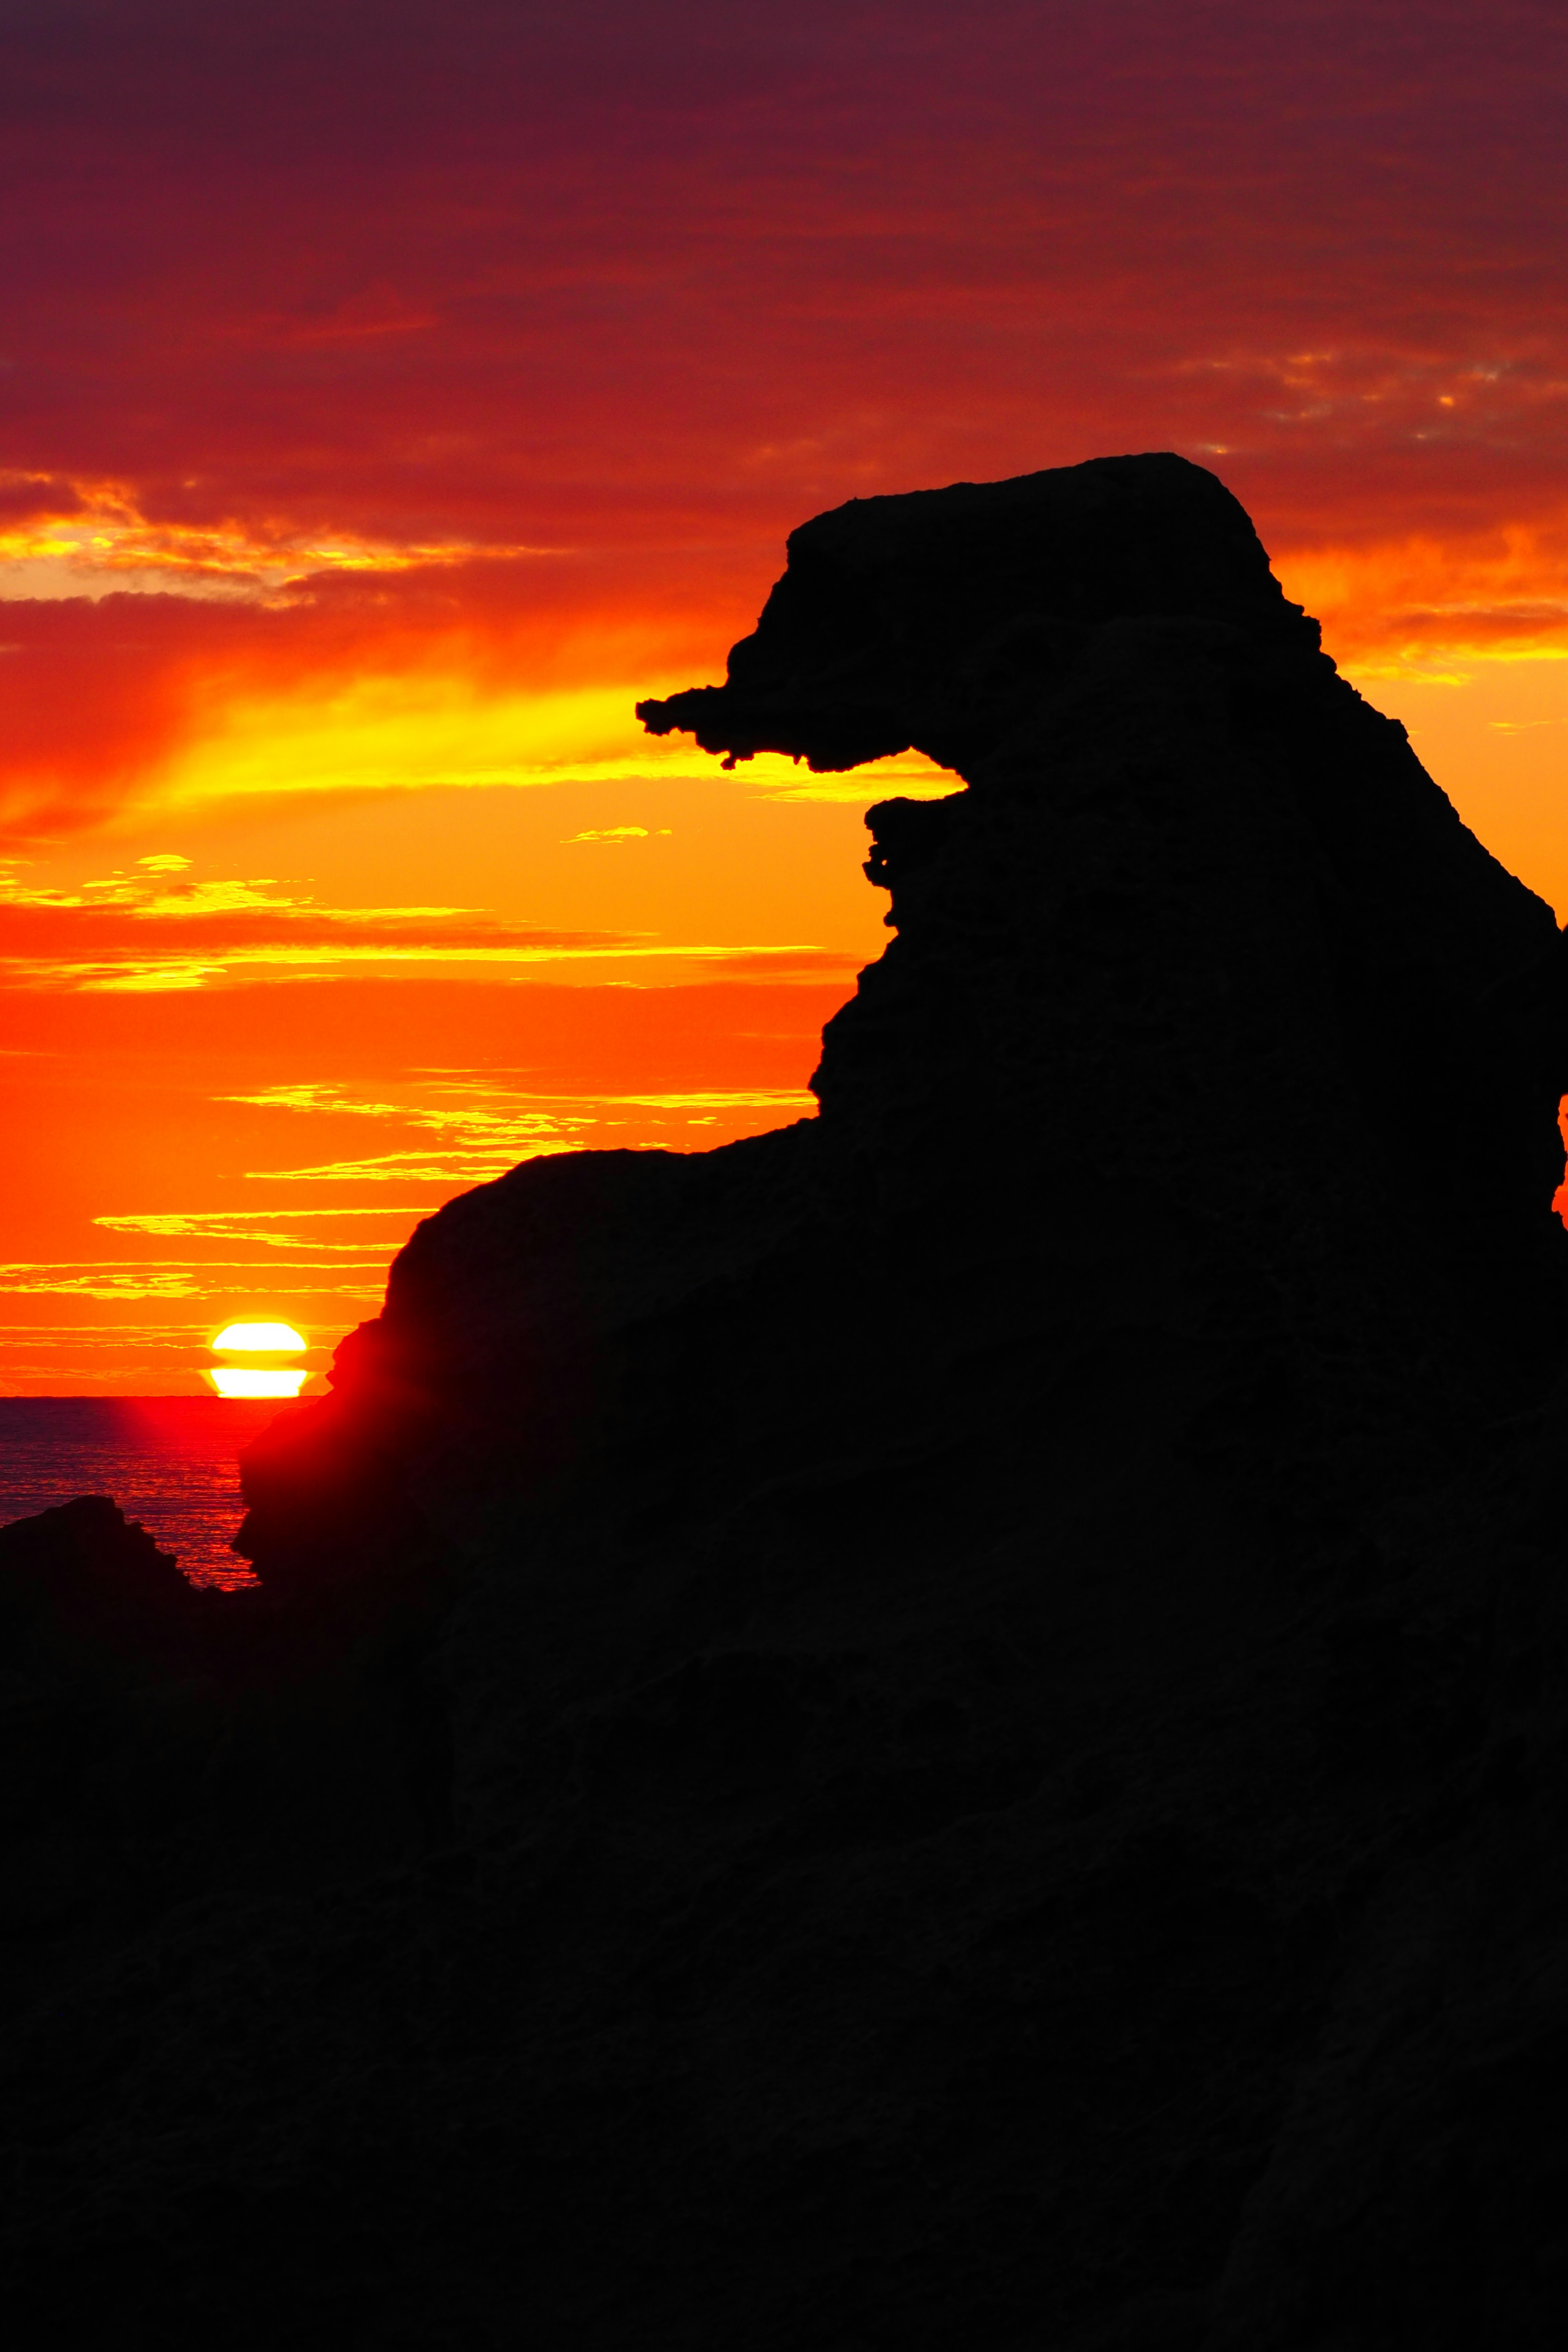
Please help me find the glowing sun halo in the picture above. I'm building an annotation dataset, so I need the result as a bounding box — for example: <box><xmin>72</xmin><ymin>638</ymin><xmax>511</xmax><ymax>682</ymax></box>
<box><xmin>207</xmin><ymin>1319</ymin><xmax>310</xmax><ymax>1398</ymax></box>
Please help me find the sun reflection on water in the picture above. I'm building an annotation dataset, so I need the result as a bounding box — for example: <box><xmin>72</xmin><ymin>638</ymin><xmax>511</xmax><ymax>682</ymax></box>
<box><xmin>207</xmin><ymin>1365</ymin><xmax>308</xmax><ymax>1397</ymax></box>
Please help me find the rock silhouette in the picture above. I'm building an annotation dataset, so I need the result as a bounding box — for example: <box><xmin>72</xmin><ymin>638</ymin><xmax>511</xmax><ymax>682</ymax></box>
<box><xmin>6</xmin><ymin>454</ymin><xmax>1568</xmax><ymax>2347</ymax></box>
<box><xmin>0</xmin><ymin>1493</ymin><xmax>212</xmax><ymax>1677</ymax></box>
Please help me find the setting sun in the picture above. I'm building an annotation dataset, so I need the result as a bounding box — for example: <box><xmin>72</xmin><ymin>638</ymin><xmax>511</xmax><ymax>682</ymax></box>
<box><xmin>207</xmin><ymin>1320</ymin><xmax>310</xmax><ymax>1396</ymax></box>
<box><xmin>212</xmin><ymin>1323</ymin><xmax>306</xmax><ymax>1352</ymax></box>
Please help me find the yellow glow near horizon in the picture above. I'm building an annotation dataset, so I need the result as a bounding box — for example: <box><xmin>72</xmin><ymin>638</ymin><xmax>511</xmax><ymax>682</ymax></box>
<box><xmin>212</xmin><ymin>1320</ymin><xmax>307</xmax><ymax>1352</ymax></box>
<box><xmin>207</xmin><ymin>1366</ymin><xmax>308</xmax><ymax>1397</ymax></box>
<box><xmin>160</xmin><ymin>677</ymin><xmax>701</xmax><ymax>807</ymax></box>
<box><xmin>145</xmin><ymin>668</ymin><xmax>959</xmax><ymax>815</ymax></box>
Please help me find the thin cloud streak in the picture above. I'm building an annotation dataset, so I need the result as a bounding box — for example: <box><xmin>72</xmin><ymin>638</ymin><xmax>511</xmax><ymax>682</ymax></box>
<box><xmin>227</xmin><ymin>1073</ymin><xmax>818</xmax><ymax>1182</ymax></box>
<box><xmin>0</xmin><ymin>856</ymin><xmax>858</xmax><ymax>992</ymax></box>
<box><xmin>0</xmin><ymin>942</ymin><xmax>848</xmax><ymax>994</ymax></box>
<box><xmin>96</xmin><ymin>1209</ymin><xmax>437</xmax><ymax>1252</ymax></box>
<box><xmin>0</xmin><ymin>1264</ymin><xmax>384</xmax><ymax>1300</ymax></box>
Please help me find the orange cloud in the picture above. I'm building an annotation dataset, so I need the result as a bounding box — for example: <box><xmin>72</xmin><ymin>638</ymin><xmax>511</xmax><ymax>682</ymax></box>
<box><xmin>1275</xmin><ymin>519</ymin><xmax>1568</xmax><ymax>673</ymax></box>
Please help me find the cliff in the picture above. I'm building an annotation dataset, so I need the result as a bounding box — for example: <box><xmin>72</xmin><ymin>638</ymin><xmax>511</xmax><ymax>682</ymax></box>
<box><xmin>5</xmin><ymin>454</ymin><xmax>1568</xmax><ymax>2348</ymax></box>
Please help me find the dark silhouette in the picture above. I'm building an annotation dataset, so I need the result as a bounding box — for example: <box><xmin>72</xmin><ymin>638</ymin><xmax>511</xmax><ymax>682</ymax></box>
<box><xmin>6</xmin><ymin>454</ymin><xmax>1568</xmax><ymax>2346</ymax></box>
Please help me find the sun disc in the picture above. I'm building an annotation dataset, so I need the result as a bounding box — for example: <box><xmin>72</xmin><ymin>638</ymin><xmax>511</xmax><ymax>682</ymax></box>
<box><xmin>207</xmin><ymin>1367</ymin><xmax>308</xmax><ymax>1398</ymax></box>
<box><xmin>212</xmin><ymin>1321</ymin><xmax>307</xmax><ymax>1353</ymax></box>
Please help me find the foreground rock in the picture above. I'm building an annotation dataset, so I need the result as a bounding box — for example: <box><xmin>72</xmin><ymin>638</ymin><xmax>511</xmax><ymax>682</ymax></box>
<box><xmin>4</xmin><ymin>455</ymin><xmax>1568</xmax><ymax>2347</ymax></box>
<box><xmin>0</xmin><ymin>1494</ymin><xmax>212</xmax><ymax>1675</ymax></box>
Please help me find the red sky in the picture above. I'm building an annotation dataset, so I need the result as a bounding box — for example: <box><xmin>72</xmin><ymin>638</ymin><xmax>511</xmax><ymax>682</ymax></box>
<box><xmin>4</xmin><ymin>0</ymin><xmax>1568</xmax><ymax>1390</ymax></box>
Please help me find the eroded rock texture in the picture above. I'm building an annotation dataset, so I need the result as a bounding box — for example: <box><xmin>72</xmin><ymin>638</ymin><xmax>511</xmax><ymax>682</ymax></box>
<box><xmin>7</xmin><ymin>455</ymin><xmax>1568</xmax><ymax>2347</ymax></box>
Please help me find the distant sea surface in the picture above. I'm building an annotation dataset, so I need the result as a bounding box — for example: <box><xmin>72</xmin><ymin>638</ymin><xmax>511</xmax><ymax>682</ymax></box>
<box><xmin>0</xmin><ymin>1396</ymin><xmax>298</xmax><ymax>1588</ymax></box>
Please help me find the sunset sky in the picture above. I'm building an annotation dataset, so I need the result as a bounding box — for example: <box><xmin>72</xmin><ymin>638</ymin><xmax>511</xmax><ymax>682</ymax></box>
<box><xmin>4</xmin><ymin>0</ymin><xmax>1567</xmax><ymax>1392</ymax></box>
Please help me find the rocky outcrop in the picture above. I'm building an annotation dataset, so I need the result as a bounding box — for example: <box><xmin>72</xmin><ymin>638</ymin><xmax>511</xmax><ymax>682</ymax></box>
<box><xmin>5</xmin><ymin>455</ymin><xmax>1568</xmax><ymax>2347</ymax></box>
<box><xmin>0</xmin><ymin>1493</ymin><xmax>214</xmax><ymax>1680</ymax></box>
<box><xmin>242</xmin><ymin>458</ymin><xmax>1568</xmax><ymax>1586</ymax></box>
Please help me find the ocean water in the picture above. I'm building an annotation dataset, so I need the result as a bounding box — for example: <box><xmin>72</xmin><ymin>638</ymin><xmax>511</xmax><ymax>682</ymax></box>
<box><xmin>0</xmin><ymin>1396</ymin><xmax>300</xmax><ymax>1588</ymax></box>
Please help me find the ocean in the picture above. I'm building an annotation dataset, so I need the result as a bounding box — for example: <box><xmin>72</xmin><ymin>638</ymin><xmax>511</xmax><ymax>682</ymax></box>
<box><xmin>0</xmin><ymin>1396</ymin><xmax>300</xmax><ymax>1588</ymax></box>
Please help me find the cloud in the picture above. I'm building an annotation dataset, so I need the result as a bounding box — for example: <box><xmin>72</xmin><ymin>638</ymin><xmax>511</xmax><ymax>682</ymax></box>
<box><xmin>4</xmin><ymin>4</ymin><xmax>1568</xmax><ymax>840</ymax></box>
<box><xmin>0</xmin><ymin>1263</ymin><xmax>211</xmax><ymax>1300</ymax></box>
<box><xmin>237</xmin><ymin>1149</ymin><xmax>574</xmax><ymax>1185</ymax></box>
<box><xmin>0</xmin><ymin>561</ymin><xmax>764</xmax><ymax>844</ymax></box>
<box><xmin>129</xmin><ymin>879</ymin><xmax>472</xmax><ymax>920</ymax></box>
<box><xmin>0</xmin><ymin>472</ymin><xmax>561</xmax><ymax>602</ymax></box>
<box><xmin>1274</xmin><ymin>517</ymin><xmax>1568</xmax><ymax>671</ymax></box>
<box><xmin>565</xmin><ymin>826</ymin><xmax>670</xmax><ymax>843</ymax></box>
<box><xmin>0</xmin><ymin>1262</ymin><xmax>383</xmax><ymax>1300</ymax></box>
<box><xmin>0</xmin><ymin>868</ymin><xmax>849</xmax><ymax>991</ymax></box>
<box><xmin>218</xmin><ymin>1074</ymin><xmax>817</xmax><ymax>1182</ymax></box>
<box><xmin>96</xmin><ymin>1208</ymin><xmax>432</xmax><ymax>1252</ymax></box>
<box><xmin>0</xmin><ymin>860</ymin><xmax>704</xmax><ymax>988</ymax></box>
<box><xmin>200</xmin><ymin>1077</ymin><xmax>822</xmax><ymax>1185</ymax></box>
<box><xmin>0</xmin><ymin>942</ymin><xmax>844</xmax><ymax>994</ymax></box>
<box><xmin>0</xmin><ymin>474</ymin><xmax>86</xmax><ymax>526</ymax></box>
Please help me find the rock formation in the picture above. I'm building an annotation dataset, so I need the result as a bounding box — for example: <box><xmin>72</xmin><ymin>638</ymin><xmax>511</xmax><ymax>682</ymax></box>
<box><xmin>5</xmin><ymin>454</ymin><xmax>1568</xmax><ymax>2347</ymax></box>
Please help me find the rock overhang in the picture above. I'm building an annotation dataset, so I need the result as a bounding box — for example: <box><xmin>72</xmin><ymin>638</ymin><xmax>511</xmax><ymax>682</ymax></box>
<box><xmin>636</xmin><ymin>451</ymin><xmax>1320</xmax><ymax>774</ymax></box>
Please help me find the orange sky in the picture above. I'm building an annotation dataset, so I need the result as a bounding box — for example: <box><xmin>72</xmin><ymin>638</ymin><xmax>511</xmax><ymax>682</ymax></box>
<box><xmin>4</xmin><ymin>0</ymin><xmax>1568</xmax><ymax>1391</ymax></box>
